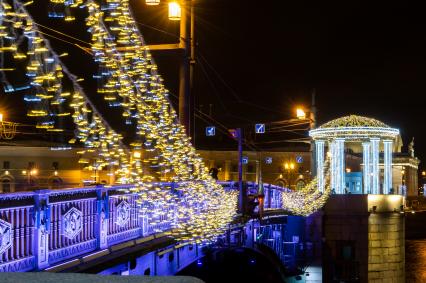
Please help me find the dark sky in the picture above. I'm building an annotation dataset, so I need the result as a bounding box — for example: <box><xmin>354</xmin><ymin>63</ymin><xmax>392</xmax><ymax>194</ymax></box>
<box><xmin>2</xmin><ymin>1</ymin><xmax>426</xmax><ymax>167</ymax></box>
<box><xmin>132</xmin><ymin>1</ymin><xmax>426</xmax><ymax>166</ymax></box>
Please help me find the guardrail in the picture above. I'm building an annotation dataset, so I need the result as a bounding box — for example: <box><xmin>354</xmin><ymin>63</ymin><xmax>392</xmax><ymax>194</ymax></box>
<box><xmin>0</xmin><ymin>181</ymin><xmax>286</xmax><ymax>272</ymax></box>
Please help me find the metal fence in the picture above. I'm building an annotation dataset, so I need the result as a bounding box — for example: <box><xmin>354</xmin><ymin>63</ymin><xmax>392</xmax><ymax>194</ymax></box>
<box><xmin>0</xmin><ymin>181</ymin><xmax>286</xmax><ymax>272</ymax></box>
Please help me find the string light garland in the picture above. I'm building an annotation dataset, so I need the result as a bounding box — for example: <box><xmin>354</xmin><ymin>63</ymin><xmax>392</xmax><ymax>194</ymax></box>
<box><xmin>1</xmin><ymin>0</ymin><xmax>239</xmax><ymax>244</ymax></box>
<box><xmin>310</xmin><ymin>115</ymin><xmax>399</xmax><ymax>141</ymax></box>
<box><xmin>81</xmin><ymin>0</ymin><xmax>238</xmax><ymax>243</ymax></box>
<box><xmin>1</xmin><ymin>0</ymin><xmax>343</xmax><ymax>243</ymax></box>
<box><xmin>282</xmin><ymin>157</ymin><xmax>331</xmax><ymax>216</ymax></box>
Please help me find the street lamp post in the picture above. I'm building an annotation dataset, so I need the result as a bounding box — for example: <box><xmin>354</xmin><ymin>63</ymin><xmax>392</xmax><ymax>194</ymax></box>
<box><xmin>143</xmin><ymin>0</ymin><xmax>195</xmax><ymax>137</ymax></box>
<box><xmin>283</xmin><ymin>162</ymin><xmax>295</xmax><ymax>189</ymax></box>
<box><xmin>296</xmin><ymin>90</ymin><xmax>316</xmax><ymax>177</ymax></box>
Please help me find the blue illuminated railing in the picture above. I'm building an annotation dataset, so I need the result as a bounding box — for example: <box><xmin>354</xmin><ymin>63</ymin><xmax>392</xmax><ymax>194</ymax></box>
<box><xmin>0</xmin><ymin>182</ymin><xmax>286</xmax><ymax>272</ymax></box>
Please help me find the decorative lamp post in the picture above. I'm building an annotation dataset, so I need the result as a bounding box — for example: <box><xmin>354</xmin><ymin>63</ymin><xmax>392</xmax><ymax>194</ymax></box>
<box><xmin>284</xmin><ymin>162</ymin><xmax>295</xmax><ymax>189</ymax></box>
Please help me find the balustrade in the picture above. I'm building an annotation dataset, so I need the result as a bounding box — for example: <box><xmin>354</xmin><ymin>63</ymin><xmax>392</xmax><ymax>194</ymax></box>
<box><xmin>0</xmin><ymin>181</ymin><xmax>285</xmax><ymax>272</ymax></box>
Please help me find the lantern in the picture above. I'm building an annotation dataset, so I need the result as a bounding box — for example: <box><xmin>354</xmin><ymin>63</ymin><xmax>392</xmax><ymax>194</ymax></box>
<box><xmin>168</xmin><ymin>2</ymin><xmax>181</xmax><ymax>20</ymax></box>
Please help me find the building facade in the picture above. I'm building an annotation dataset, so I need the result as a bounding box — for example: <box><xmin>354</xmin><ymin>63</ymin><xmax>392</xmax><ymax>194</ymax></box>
<box><xmin>0</xmin><ymin>144</ymin><xmax>113</xmax><ymax>193</ymax></box>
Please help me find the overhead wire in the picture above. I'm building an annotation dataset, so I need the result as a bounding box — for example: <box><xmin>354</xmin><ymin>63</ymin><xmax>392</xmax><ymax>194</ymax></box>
<box><xmin>197</xmin><ymin>51</ymin><xmax>287</xmax><ymax>116</ymax></box>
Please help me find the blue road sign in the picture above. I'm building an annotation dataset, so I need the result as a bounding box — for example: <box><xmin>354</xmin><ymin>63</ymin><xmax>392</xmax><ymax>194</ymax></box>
<box><xmin>255</xmin><ymin>123</ymin><xmax>265</xmax><ymax>134</ymax></box>
<box><xmin>206</xmin><ymin>126</ymin><xmax>216</xmax><ymax>136</ymax></box>
<box><xmin>242</xmin><ymin>156</ymin><xmax>248</xmax><ymax>164</ymax></box>
<box><xmin>296</xmin><ymin>156</ymin><xmax>303</xmax><ymax>163</ymax></box>
<box><xmin>265</xmin><ymin>157</ymin><xmax>273</xmax><ymax>164</ymax></box>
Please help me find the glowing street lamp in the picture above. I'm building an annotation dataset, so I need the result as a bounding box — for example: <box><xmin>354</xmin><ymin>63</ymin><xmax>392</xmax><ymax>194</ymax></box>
<box><xmin>0</xmin><ymin>113</ymin><xmax>3</xmax><ymax>122</ymax></box>
<box><xmin>146</xmin><ymin>0</ymin><xmax>160</xmax><ymax>5</ymax></box>
<box><xmin>133</xmin><ymin>151</ymin><xmax>141</xmax><ymax>158</ymax></box>
<box><xmin>168</xmin><ymin>2</ymin><xmax>181</xmax><ymax>20</ymax></box>
<box><xmin>284</xmin><ymin>162</ymin><xmax>295</xmax><ymax>171</ymax></box>
<box><xmin>296</xmin><ymin>108</ymin><xmax>306</xmax><ymax>120</ymax></box>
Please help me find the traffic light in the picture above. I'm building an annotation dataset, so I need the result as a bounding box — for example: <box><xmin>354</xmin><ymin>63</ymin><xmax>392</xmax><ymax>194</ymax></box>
<box><xmin>246</xmin><ymin>194</ymin><xmax>259</xmax><ymax>215</ymax></box>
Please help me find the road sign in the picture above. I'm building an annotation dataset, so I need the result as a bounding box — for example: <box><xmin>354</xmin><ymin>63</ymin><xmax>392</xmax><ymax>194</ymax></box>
<box><xmin>228</xmin><ymin>129</ymin><xmax>238</xmax><ymax>139</ymax></box>
<box><xmin>296</xmin><ymin>156</ymin><xmax>303</xmax><ymax>163</ymax></box>
<box><xmin>255</xmin><ymin>123</ymin><xmax>265</xmax><ymax>134</ymax></box>
<box><xmin>242</xmin><ymin>156</ymin><xmax>248</xmax><ymax>164</ymax></box>
<box><xmin>206</xmin><ymin>126</ymin><xmax>215</xmax><ymax>136</ymax></box>
<box><xmin>265</xmin><ymin>157</ymin><xmax>273</xmax><ymax>164</ymax></box>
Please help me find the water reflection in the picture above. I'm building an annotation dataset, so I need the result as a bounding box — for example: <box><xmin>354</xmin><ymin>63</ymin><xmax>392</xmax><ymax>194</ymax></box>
<box><xmin>177</xmin><ymin>247</ymin><xmax>285</xmax><ymax>283</ymax></box>
<box><xmin>406</xmin><ymin>240</ymin><xmax>426</xmax><ymax>282</ymax></box>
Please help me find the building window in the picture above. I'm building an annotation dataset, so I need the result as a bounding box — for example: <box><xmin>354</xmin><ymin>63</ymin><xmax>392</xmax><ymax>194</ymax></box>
<box><xmin>296</xmin><ymin>180</ymin><xmax>306</xmax><ymax>190</ymax></box>
<box><xmin>276</xmin><ymin>179</ymin><xmax>287</xmax><ymax>188</ymax></box>
<box><xmin>52</xmin><ymin>162</ymin><xmax>59</xmax><ymax>170</ymax></box>
<box><xmin>50</xmin><ymin>178</ymin><xmax>63</xmax><ymax>190</ymax></box>
<box><xmin>1</xmin><ymin>178</ymin><xmax>11</xmax><ymax>193</ymax></box>
<box><xmin>3</xmin><ymin>161</ymin><xmax>10</xmax><ymax>169</ymax></box>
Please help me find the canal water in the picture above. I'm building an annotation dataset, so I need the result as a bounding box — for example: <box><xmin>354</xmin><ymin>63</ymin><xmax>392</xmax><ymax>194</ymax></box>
<box><xmin>406</xmin><ymin>239</ymin><xmax>426</xmax><ymax>282</ymax></box>
<box><xmin>177</xmin><ymin>241</ymin><xmax>423</xmax><ymax>282</ymax></box>
<box><xmin>177</xmin><ymin>247</ymin><xmax>285</xmax><ymax>283</ymax></box>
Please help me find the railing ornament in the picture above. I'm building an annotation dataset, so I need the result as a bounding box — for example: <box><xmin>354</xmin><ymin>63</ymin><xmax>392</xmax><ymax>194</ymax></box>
<box><xmin>0</xmin><ymin>218</ymin><xmax>12</xmax><ymax>255</ymax></box>
<box><xmin>116</xmin><ymin>200</ymin><xmax>130</xmax><ymax>227</ymax></box>
<box><xmin>62</xmin><ymin>207</ymin><xmax>83</xmax><ymax>239</ymax></box>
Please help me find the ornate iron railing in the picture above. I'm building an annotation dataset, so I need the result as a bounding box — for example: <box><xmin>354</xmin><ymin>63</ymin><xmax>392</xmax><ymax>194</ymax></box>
<box><xmin>0</xmin><ymin>182</ymin><xmax>285</xmax><ymax>272</ymax></box>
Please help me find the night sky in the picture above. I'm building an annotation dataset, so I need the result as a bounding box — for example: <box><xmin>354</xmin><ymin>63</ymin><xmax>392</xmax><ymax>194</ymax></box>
<box><xmin>2</xmin><ymin>1</ymin><xmax>426</xmax><ymax>167</ymax></box>
<box><xmin>134</xmin><ymin>0</ymin><xmax>426</xmax><ymax>165</ymax></box>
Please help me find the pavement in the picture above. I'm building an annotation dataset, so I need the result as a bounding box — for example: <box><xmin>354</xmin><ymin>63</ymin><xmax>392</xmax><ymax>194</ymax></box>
<box><xmin>0</xmin><ymin>273</ymin><xmax>204</xmax><ymax>283</ymax></box>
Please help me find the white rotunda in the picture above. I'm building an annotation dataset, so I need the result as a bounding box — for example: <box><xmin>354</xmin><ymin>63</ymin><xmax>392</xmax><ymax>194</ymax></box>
<box><xmin>309</xmin><ymin>115</ymin><xmax>400</xmax><ymax>194</ymax></box>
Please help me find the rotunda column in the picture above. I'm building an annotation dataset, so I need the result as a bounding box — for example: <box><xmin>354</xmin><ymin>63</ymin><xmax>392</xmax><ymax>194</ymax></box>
<box><xmin>370</xmin><ymin>138</ymin><xmax>380</xmax><ymax>194</ymax></box>
<box><xmin>362</xmin><ymin>142</ymin><xmax>371</xmax><ymax>194</ymax></box>
<box><xmin>329</xmin><ymin>140</ymin><xmax>336</xmax><ymax>192</ymax></box>
<box><xmin>383</xmin><ymin>140</ymin><xmax>393</xmax><ymax>194</ymax></box>
<box><xmin>315</xmin><ymin>140</ymin><xmax>325</xmax><ymax>192</ymax></box>
<box><xmin>336</xmin><ymin>138</ymin><xmax>346</xmax><ymax>194</ymax></box>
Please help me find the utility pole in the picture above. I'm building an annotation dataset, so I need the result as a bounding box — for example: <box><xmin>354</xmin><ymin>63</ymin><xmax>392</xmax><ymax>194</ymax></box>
<box><xmin>142</xmin><ymin>0</ymin><xmax>195</xmax><ymax>138</ymax></box>
<box><xmin>178</xmin><ymin>0</ymin><xmax>194</xmax><ymax>137</ymax></box>
<box><xmin>237</xmin><ymin>128</ymin><xmax>246</xmax><ymax>214</ymax></box>
<box><xmin>310</xmin><ymin>89</ymin><xmax>317</xmax><ymax>177</ymax></box>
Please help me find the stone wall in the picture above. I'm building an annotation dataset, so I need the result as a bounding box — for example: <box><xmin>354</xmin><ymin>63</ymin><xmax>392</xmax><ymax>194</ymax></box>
<box><xmin>323</xmin><ymin>213</ymin><xmax>369</xmax><ymax>282</ymax></box>
<box><xmin>368</xmin><ymin>214</ymin><xmax>405</xmax><ymax>282</ymax></box>
<box><xmin>323</xmin><ymin>195</ymin><xmax>405</xmax><ymax>283</ymax></box>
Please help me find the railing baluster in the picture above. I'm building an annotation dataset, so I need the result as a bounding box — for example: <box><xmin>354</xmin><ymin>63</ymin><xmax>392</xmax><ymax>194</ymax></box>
<box><xmin>9</xmin><ymin>209</ymin><xmax>14</xmax><ymax>261</ymax></box>
<box><xmin>16</xmin><ymin>208</ymin><xmax>20</xmax><ymax>260</ymax></box>
<box><xmin>20</xmin><ymin>208</ymin><xmax>24</xmax><ymax>258</ymax></box>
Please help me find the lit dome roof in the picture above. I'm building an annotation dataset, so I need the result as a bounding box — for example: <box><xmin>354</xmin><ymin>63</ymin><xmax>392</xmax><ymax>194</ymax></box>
<box><xmin>309</xmin><ymin>115</ymin><xmax>399</xmax><ymax>141</ymax></box>
<box><xmin>319</xmin><ymin>115</ymin><xmax>390</xmax><ymax>129</ymax></box>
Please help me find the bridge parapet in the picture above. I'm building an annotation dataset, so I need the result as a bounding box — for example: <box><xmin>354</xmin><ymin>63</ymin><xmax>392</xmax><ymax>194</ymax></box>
<box><xmin>0</xmin><ymin>182</ymin><xmax>286</xmax><ymax>272</ymax></box>
<box><xmin>0</xmin><ymin>184</ymin><xmax>176</xmax><ymax>272</ymax></box>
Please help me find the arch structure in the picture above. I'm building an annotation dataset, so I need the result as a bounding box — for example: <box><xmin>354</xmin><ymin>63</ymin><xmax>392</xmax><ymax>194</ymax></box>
<box><xmin>309</xmin><ymin>115</ymin><xmax>399</xmax><ymax>195</ymax></box>
<box><xmin>0</xmin><ymin>175</ymin><xmax>14</xmax><ymax>193</ymax></box>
